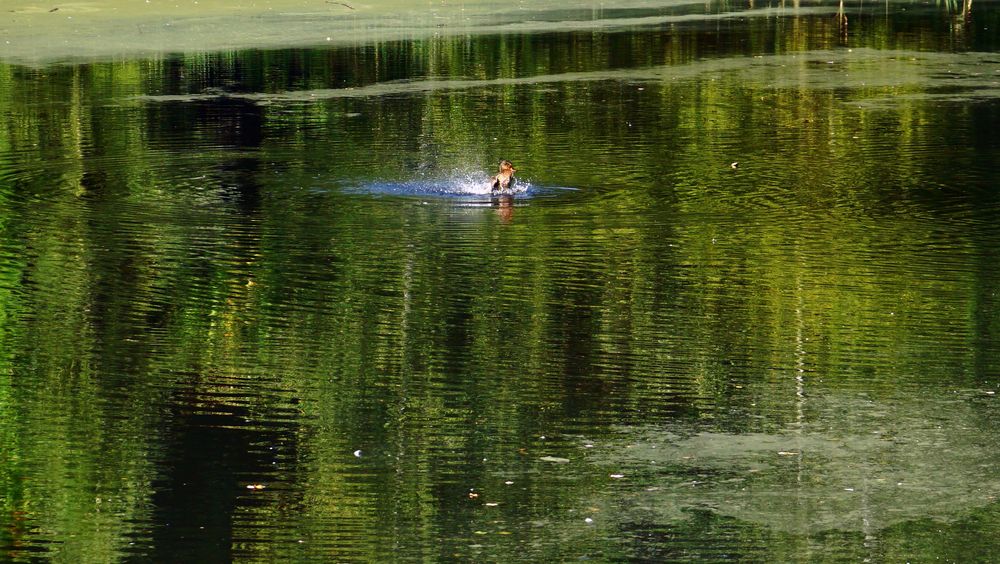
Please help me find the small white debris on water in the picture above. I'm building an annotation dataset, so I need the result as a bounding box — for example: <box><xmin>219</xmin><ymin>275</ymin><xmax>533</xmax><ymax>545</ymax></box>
<box><xmin>353</xmin><ymin>450</ymin><xmax>362</xmax><ymax>457</ymax></box>
<box><xmin>609</xmin><ymin>474</ymin><xmax>625</xmax><ymax>479</ymax></box>
<box><xmin>584</xmin><ymin>517</ymin><xmax>594</xmax><ymax>523</ymax></box>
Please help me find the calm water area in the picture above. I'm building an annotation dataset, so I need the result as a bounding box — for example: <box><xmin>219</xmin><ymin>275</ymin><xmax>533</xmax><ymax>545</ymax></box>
<box><xmin>3</xmin><ymin>0</ymin><xmax>1000</xmax><ymax>561</ymax></box>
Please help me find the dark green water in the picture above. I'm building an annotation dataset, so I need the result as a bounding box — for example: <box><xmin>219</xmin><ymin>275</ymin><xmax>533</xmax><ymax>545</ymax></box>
<box><xmin>3</xmin><ymin>1</ymin><xmax>1000</xmax><ymax>561</ymax></box>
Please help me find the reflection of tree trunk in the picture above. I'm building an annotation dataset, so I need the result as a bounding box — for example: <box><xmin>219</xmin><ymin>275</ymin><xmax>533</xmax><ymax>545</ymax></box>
<box><xmin>837</xmin><ymin>0</ymin><xmax>848</xmax><ymax>41</ymax></box>
<box><xmin>793</xmin><ymin>271</ymin><xmax>806</xmax><ymax>543</ymax></box>
<box><xmin>953</xmin><ymin>0</ymin><xmax>972</xmax><ymax>42</ymax></box>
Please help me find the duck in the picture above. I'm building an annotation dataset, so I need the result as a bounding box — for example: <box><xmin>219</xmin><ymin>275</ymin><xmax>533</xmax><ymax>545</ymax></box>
<box><xmin>490</xmin><ymin>159</ymin><xmax>517</xmax><ymax>194</ymax></box>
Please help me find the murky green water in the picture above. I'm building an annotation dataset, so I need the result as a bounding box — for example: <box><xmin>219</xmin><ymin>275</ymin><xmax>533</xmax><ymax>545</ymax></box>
<box><xmin>3</xmin><ymin>1</ymin><xmax>1000</xmax><ymax>561</ymax></box>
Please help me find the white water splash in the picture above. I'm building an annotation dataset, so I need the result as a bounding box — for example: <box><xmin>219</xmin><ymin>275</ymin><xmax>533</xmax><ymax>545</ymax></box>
<box><xmin>347</xmin><ymin>169</ymin><xmax>533</xmax><ymax>199</ymax></box>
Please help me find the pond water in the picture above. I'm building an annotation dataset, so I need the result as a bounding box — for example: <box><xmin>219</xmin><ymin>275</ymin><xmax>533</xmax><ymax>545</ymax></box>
<box><xmin>3</xmin><ymin>1</ymin><xmax>1000</xmax><ymax>561</ymax></box>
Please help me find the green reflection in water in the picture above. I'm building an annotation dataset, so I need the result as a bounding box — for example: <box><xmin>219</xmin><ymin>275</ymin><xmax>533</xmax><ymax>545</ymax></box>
<box><xmin>2</xmin><ymin>4</ymin><xmax>1000</xmax><ymax>562</ymax></box>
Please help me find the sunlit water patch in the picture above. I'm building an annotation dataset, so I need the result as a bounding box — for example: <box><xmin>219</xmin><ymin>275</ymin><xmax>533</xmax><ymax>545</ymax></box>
<box><xmin>135</xmin><ymin>49</ymin><xmax>1000</xmax><ymax>111</ymax></box>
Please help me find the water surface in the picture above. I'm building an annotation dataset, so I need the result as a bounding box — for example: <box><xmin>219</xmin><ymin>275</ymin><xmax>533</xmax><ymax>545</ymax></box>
<box><xmin>2</xmin><ymin>1</ymin><xmax>1000</xmax><ymax>562</ymax></box>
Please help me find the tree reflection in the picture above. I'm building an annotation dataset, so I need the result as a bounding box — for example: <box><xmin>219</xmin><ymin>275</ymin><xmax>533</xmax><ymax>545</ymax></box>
<box><xmin>2</xmin><ymin>5</ymin><xmax>1000</xmax><ymax>561</ymax></box>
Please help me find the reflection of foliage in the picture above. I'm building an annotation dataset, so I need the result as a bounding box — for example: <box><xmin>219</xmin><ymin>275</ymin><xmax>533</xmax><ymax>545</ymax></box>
<box><xmin>1</xmin><ymin>8</ymin><xmax>1000</xmax><ymax>562</ymax></box>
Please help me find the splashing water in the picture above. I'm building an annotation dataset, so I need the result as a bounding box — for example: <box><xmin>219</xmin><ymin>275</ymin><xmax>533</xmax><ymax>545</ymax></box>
<box><xmin>345</xmin><ymin>169</ymin><xmax>536</xmax><ymax>200</ymax></box>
